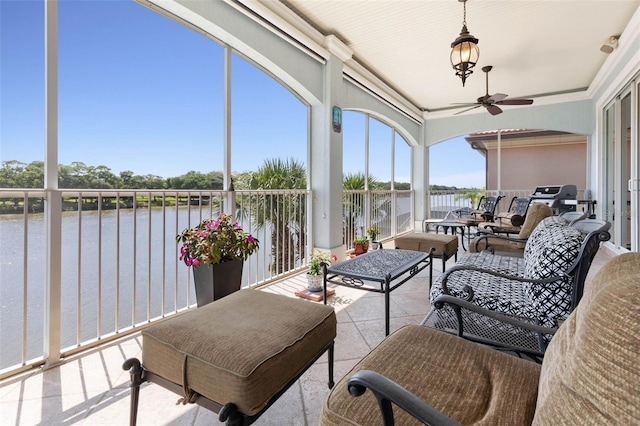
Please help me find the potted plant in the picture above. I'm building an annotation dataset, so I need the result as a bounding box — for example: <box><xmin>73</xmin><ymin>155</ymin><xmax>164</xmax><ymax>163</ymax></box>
<box><xmin>367</xmin><ymin>224</ymin><xmax>380</xmax><ymax>249</ymax></box>
<box><xmin>353</xmin><ymin>236</ymin><xmax>369</xmax><ymax>255</ymax></box>
<box><xmin>176</xmin><ymin>213</ymin><xmax>259</xmax><ymax>306</ymax></box>
<box><xmin>307</xmin><ymin>249</ymin><xmax>337</xmax><ymax>292</ymax></box>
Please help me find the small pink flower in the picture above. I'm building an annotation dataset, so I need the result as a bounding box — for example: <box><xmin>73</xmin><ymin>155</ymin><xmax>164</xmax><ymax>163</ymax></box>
<box><xmin>247</xmin><ymin>235</ymin><xmax>255</xmax><ymax>242</ymax></box>
<box><xmin>192</xmin><ymin>259</ymin><xmax>199</xmax><ymax>267</ymax></box>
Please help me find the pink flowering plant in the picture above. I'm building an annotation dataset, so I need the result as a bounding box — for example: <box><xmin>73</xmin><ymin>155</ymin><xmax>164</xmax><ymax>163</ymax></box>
<box><xmin>176</xmin><ymin>213</ymin><xmax>259</xmax><ymax>267</ymax></box>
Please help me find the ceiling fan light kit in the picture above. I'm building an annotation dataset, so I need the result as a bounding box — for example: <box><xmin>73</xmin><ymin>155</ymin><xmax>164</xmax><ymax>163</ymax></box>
<box><xmin>450</xmin><ymin>0</ymin><xmax>479</xmax><ymax>87</ymax></box>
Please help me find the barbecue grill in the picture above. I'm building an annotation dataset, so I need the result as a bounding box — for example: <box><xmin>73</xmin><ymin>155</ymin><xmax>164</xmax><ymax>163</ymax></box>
<box><xmin>530</xmin><ymin>184</ymin><xmax>577</xmax><ymax>214</ymax></box>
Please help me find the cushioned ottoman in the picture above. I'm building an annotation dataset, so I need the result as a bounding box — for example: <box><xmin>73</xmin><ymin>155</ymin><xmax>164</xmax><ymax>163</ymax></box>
<box><xmin>123</xmin><ymin>289</ymin><xmax>336</xmax><ymax>425</ymax></box>
<box><xmin>395</xmin><ymin>232</ymin><xmax>458</xmax><ymax>275</ymax></box>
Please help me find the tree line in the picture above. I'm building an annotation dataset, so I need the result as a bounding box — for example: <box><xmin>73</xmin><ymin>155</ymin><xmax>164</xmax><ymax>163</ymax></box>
<box><xmin>1</xmin><ymin>160</ymin><xmax>485</xmax><ymax>192</ymax></box>
<box><xmin>0</xmin><ymin>160</ymin><xmax>419</xmax><ymax>191</ymax></box>
<box><xmin>0</xmin><ymin>160</ymin><xmax>226</xmax><ymax>190</ymax></box>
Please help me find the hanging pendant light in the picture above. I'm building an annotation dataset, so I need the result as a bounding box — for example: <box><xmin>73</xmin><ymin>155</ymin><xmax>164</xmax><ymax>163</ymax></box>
<box><xmin>450</xmin><ymin>0</ymin><xmax>479</xmax><ymax>87</ymax></box>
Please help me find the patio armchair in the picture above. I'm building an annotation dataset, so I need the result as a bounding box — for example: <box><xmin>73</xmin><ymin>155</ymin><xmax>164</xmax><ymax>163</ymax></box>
<box><xmin>320</xmin><ymin>253</ymin><xmax>640</xmax><ymax>426</ymax></box>
<box><xmin>425</xmin><ymin>221</ymin><xmax>611</xmax><ymax>358</ymax></box>
<box><xmin>477</xmin><ymin>196</ymin><xmax>530</xmax><ymax>235</ymax></box>
<box><xmin>454</xmin><ymin>195</ymin><xmax>503</xmax><ymax>227</ymax></box>
<box><xmin>470</xmin><ymin>202</ymin><xmax>553</xmax><ymax>254</ymax></box>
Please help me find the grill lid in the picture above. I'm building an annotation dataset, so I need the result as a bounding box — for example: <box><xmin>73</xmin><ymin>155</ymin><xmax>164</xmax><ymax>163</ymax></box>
<box><xmin>531</xmin><ymin>184</ymin><xmax>577</xmax><ymax>200</ymax></box>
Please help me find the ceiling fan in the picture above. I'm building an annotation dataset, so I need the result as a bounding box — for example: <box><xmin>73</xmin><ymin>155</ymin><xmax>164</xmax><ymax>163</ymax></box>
<box><xmin>453</xmin><ymin>65</ymin><xmax>534</xmax><ymax>116</ymax></box>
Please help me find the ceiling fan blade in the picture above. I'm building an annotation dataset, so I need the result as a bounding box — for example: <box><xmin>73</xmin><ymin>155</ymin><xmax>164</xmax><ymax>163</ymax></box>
<box><xmin>487</xmin><ymin>93</ymin><xmax>508</xmax><ymax>103</ymax></box>
<box><xmin>486</xmin><ymin>105</ymin><xmax>503</xmax><ymax>115</ymax></box>
<box><xmin>454</xmin><ymin>105</ymin><xmax>482</xmax><ymax>115</ymax></box>
<box><xmin>496</xmin><ymin>99</ymin><xmax>534</xmax><ymax>106</ymax></box>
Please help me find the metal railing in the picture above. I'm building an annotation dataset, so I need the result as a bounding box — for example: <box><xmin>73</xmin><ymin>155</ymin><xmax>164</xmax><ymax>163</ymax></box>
<box><xmin>342</xmin><ymin>189</ymin><xmax>413</xmax><ymax>249</ymax></box>
<box><xmin>428</xmin><ymin>188</ymin><xmax>591</xmax><ymax>219</ymax></box>
<box><xmin>0</xmin><ymin>188</ymin><xmax>311</xmax><ymax>378</ymax></box>
<box><xmin>0</xmin><ymin>187</ymin><xmax>413</xmax><ymax>378</ymax></box>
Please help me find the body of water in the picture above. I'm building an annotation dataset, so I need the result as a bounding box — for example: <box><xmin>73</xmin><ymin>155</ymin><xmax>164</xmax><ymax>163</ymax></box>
<box><xmin>0</xmin><ymin>208</ymin><xmax>269</xmax><ymax>369</ymax></box>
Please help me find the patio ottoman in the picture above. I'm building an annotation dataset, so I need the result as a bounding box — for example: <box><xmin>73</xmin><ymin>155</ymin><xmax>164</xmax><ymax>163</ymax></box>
<box><xmin>123</xmin><ymin>289</ymin><xmax>336</xmax><ymax>425</ymax></box>
<box><xmin>394</xmin><ymin>232</ymin><xmax>458</xmax><ymax>279</ymax></box>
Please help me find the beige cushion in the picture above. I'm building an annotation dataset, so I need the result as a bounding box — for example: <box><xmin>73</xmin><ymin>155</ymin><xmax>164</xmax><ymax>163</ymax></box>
<box><xmin>495</xmin><ymin>212</ymin><xmax>525</xmax><ymax>227</ymax></box>
<box><xmin>455</xmin><ymin>211</ymin><xmax>485</xmax><ymax>225</ymax></box>
<box><xmin>518</xmin><ymin>203</ymin><xmax>553</xmax><ymax>239</ymax></box>
<box><xmin>470</xmin><ymin>235</ymin><xmax>525</xmax><ymax>253</ymax></box>
<box><xmin>478</xmin><ymin>212</ymin><xmax>524</xmax><ymax>234</ymax></box>
<box><xmin>470</xmin><ymin>203</ymin><xmax>553</xmax><ymax>253</ymax></box>
<box><xmin>394</xmin><ymin>232</ymin><xmax>458</xmax><ymax>257</ymax></box>
<box><xmin>142</xmin><ymin>289</ymin><xmax>336</xmax><ymax>416</ymax></box>
<box><xmin>321</xmin><ymin>324</ymin><xmax>540</xmax><ymax>425</ymax></box>
<box><xmin>533</xmin><ymin>252</ymin><xmax>640</xmax><ymax>424</ymax></box>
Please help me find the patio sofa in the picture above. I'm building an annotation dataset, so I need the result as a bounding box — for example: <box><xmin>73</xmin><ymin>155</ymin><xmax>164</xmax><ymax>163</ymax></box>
<box><xmin>320</xmin><ymin>253</ymin><xmax>640</xmax><ymax>425</ymax></box>
<box><xmin>424</xmin><ymin>215</ymin><xmax>610</xmax><ymax>356</ymax></box>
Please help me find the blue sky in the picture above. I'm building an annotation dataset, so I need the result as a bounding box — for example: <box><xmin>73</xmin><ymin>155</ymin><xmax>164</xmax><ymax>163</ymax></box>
<box><xmin>1</xmin><ymin>0</ymin><xmax>485</xmax><ymax>188</ymax></box>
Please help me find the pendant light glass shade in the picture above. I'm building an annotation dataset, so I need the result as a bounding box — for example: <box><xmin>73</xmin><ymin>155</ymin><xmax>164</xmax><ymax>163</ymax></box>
<box><xmin>450</xmin><ymin>1</ymin><xmax>479</xmax><ymax>86</ymax></box>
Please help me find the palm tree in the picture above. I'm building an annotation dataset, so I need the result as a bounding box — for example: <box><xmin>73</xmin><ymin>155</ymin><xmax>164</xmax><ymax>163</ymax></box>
<box><xmin>454</xmin><ymin>188</ymin><xmax>485</xmax><ymax>209</ymax></box>
<box><xmin>343</xmin><ymin>172</ymin><xmax>379</xmax><ymax>246</ymax></box>
<box><xmin>248</xmin><ymin>158</ymin><xmax>307</xmax><ymax>274</ymax></box>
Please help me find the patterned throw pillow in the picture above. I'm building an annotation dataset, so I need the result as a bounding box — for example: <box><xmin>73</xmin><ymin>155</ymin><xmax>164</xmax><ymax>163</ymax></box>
<box><xmin>522</xmin><ymin>224</ymin><xmax>584</xmax><ymax>327</ymax></box>
<box><xmin>523</xmin><ymin>216</ymin><xmax>568</xmax><ymax>258</ymax></box>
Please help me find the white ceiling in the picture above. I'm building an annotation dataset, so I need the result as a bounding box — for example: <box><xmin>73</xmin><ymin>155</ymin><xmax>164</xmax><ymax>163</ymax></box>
<box><xmin>268</xmin><ymin>0</ymin><xmax>639</xmax><ymax>114</ymax></box>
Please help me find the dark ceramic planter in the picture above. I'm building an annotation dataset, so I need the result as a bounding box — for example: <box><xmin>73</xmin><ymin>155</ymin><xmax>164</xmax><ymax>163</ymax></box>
<box><xmin>192</xmin><ymin>260</ymin><xmax>243</xmax><ymax>307</ymax></box>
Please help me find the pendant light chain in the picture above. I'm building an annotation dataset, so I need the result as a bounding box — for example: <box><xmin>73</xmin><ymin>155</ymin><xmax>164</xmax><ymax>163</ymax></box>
<box><xmin>462</xmin><ymin>0</ymin><xmax>467</xmax><ymax>27</ymax></box>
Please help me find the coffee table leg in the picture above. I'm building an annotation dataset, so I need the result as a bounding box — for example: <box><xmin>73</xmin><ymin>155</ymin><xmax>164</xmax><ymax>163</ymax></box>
<box><xmin>328</xmin><ymin>343</ymin><xmax>335</xmax><ymax>389</ymax></box>
<box><xmin>323</xmin><ymin>264</ymin><xmax>327</xmax><ymax>305</ymax></box>
<box><xmin>460</xmin><ymin>226</ymin><xmax>467</xmax><ymax>251</ymax></box>
<box><xmin>384</xmin><ymin>279</ymin><xmax>390</xmax><ymax>336</ymax></box>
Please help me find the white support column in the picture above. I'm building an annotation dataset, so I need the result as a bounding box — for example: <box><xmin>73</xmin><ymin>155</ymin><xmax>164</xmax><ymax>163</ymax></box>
<box><xmin>44</xmin><ymin>0</ymin><xmax>62</xmax><ymax>368</ymax></box>
<box><xmin>364</xmin><ymin>116</ymin><xmax>371</xmax><ymax>233</ymax></box>
<box><xmin>412</xmin><ymin>124</ymin><xmax>429</xmax><ymax>229</ymax></box>
<box><xmin>309</xmin><ymin>36</ymin><xmax>351</xmax><ymax>260</ymax></box>
<box><xmin>223</xmin><ymin>46</ymin><xmax>234</xmax><ymax>215</ymax></box>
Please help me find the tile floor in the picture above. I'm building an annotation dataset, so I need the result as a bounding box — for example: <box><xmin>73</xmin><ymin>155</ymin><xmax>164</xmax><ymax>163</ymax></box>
<box><xmin>0</xmin><ymin>243</ymin><xmax>618</xmax><ymax>425</ymax></box>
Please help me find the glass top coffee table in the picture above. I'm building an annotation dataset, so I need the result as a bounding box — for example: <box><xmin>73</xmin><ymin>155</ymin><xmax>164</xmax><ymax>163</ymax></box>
<box><xmin>323</xmin><ymin>248</ymin><xmax>432</xmax><ymax>335</ymax></box>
